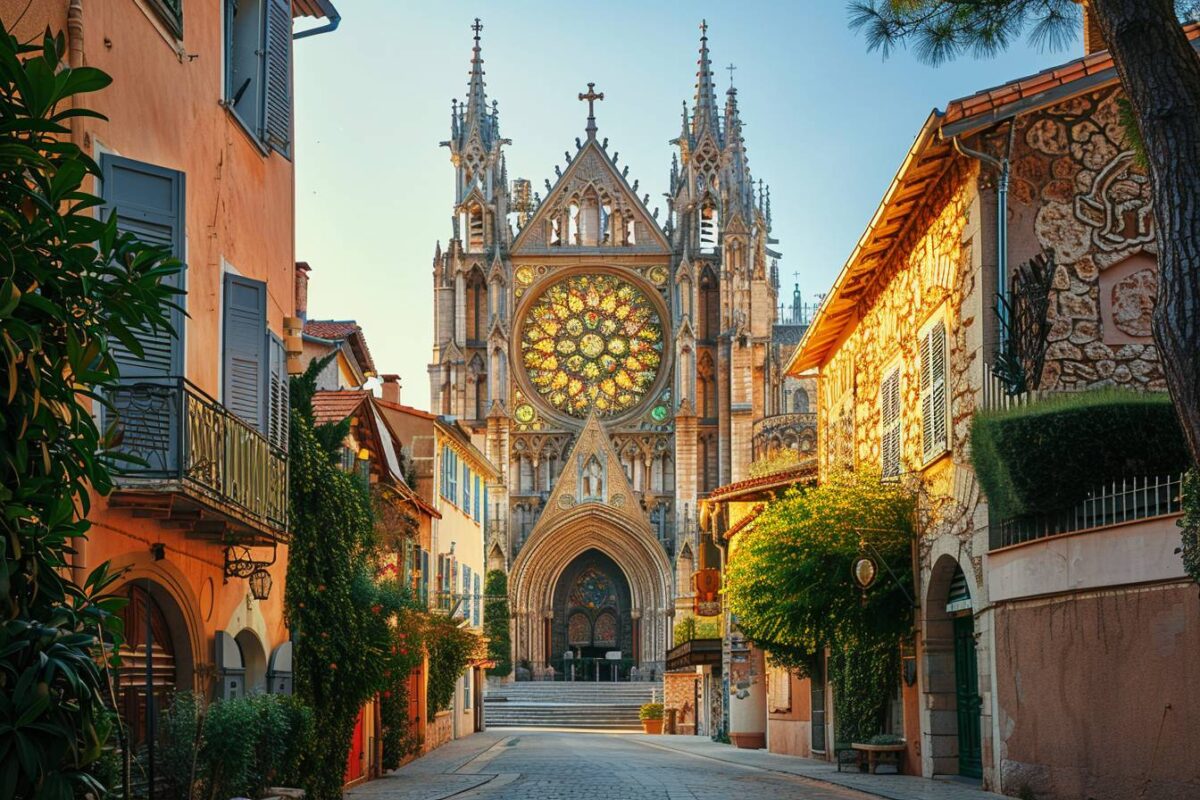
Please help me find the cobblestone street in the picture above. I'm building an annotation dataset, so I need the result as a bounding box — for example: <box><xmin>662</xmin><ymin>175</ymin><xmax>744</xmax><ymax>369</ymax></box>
<box><xmin>348</xmin><ymin>732</ymin><xmax>905</xmax><ymax>800</ymax></box>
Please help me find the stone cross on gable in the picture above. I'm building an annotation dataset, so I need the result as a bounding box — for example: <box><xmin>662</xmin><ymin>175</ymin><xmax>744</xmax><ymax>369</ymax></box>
<box><xmin>579</xmin><ymin>82</ymin><xmax>604</xmax><ymax>140</ymax></box>
<box><xmin>472</xmin><ymin>18</ymin><xmax>483</xmax><ymax>37</ymax></box>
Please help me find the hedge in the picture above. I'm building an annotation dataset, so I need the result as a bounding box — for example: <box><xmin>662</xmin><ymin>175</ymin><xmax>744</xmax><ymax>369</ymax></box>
<box><xmin>970</xmin><ymin>389</ymin><xmax>1190</xmax><ymax>520</ymax></box>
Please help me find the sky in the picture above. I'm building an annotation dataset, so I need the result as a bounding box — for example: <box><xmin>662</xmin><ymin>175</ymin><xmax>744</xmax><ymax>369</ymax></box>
<box><xmin>293</xmin><ymin>1</ymin><xmax>1081</xmax><ymax>412</ymax></box>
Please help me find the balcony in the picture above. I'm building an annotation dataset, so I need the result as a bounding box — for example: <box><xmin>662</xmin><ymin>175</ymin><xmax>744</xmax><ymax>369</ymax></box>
<box><xmin>989</xmin><ymin>472</ymin><xmax>1183</xmax><ymax>550</ymax></box>
<box><xmin>664</xmin><ymin>638</ymin><xmax>722</xmax><ymax>671</ymax></box>
<box><xmin>105</xmin><ymin>378</ymin><xmax>288</xmax><ymax>543</ymax></box>
<box><xmin>751</xmin><ymin>412</ymin><xmax>817</xmax><ymax>461</ymax></box>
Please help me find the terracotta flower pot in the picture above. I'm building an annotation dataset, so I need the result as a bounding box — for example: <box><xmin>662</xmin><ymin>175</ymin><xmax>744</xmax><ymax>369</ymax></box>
<box><xmin>641</xmin><ymin>718</ymin><xmax>663</xmax><ymax>734</ymax></box>
<box><xmin>730</xmin><ymin>732</ymin><xmax>765</xmax><ymax>749</ymax></box>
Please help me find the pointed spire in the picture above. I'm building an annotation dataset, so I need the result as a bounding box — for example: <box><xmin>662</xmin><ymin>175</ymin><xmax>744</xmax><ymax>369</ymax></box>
<box><xmin>461</xmin><ymin>18</ymin><xmax>495</xmax><ymax>149</ymax></box>
<box><xmin>692</xmin><ymin>19</ymin><xmax>720</xmax><ymax>143</ymax></box>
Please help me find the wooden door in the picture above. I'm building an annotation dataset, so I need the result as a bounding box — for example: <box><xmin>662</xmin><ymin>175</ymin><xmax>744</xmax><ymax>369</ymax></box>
<box><xmin>953</xmin><ymin>615</ymin><xmax>983</xmax><ymax>778</ymax></box>
<box><xmin>117</xmin><ymin>584</ymin><xmax>177</xmax><ymax>747</ymax></box>
<box><xmin>345</xmin><ymin>708</ymin><xmax>365</xmax><ymax>782</ymax></box>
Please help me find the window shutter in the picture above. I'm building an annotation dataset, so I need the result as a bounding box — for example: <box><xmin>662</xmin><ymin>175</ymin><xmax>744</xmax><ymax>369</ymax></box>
<box><xmin>920</xmin><ymin>321</ymin><xmax>948</xmax><ymax>461</ymax></box>
<box><xmin>262</xmin><ymin>0</ymin><xmax>293</xmax><ymax>156</ymax></box>
<box><xmin>267</xmin><ymin>332</ymin><xmax>289</xmax><ymax>451</ymax></box>
<box><xmin>222</xmin><ymin>274</ymin><xmax>267</xmax><ymax>431</ymax></box>
<box><xmin>881</xmin><ymin>368</ymin><xmax>901</xmax><ymax>479</ymax></box>
<box><xmin>100</xmin><ymin>155</ymin><xmax>186</xmax><ymax>377</ymax></box>
<box><xmin>930</xmin><ymin>321</ymin><xmax>948</xmax><ymax>455</ymax></box>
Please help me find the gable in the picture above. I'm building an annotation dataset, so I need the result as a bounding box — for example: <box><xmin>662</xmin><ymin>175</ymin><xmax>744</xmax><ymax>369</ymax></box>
<box><xmin>527</xmin><ymin>413</ymin><xmax>648</xmax><ymax>538</ymax></box>
<box><xmin>512</xmin><ymin>140</ymin><xmax>670</xmax><ymax>255</ymax></box>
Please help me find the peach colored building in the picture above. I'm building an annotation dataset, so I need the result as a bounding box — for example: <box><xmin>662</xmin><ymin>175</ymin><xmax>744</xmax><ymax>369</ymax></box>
<box><xmin>0</xmin><ymin>0</ymin><xmax>338</xmax><ymax>750</ymax></box>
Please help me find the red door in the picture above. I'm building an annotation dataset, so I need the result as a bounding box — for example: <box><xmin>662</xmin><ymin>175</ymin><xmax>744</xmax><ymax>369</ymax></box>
<box><xmin>345</xmin><ymin>708</ymin><xmax>365</xmax><ymax>782</ymax></box>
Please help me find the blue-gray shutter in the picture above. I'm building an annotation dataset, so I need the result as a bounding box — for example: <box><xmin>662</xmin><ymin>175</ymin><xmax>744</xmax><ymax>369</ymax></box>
<box><xmin>263</xmin><ymin>0</ymin><xmax>292</xmax><ymax>157</ymax></box>
<box><xmin>100</xmin><ymin>154</ymin><xmax>186</xmax><ymax>377</ymax></box>
<box><xmin>267</xmin><ymin>331</ymin><xmax>289</xmax><ymax>451</ymax></box>
<box><xmin>222</xmin><ymin>274</ymin><xmax>267</xmax><ymax>431</ymax></box>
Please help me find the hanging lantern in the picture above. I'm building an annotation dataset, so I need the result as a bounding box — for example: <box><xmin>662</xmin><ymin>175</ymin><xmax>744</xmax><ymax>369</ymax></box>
<box><xmin>248</xmin><ymin>568</ymin><xmax>273</xmax><ymax>601</ymax></box>
<box><xmin>852</xmin><ymin>556</ymin><xmax>877</xmax><ymax>590</ymax></box>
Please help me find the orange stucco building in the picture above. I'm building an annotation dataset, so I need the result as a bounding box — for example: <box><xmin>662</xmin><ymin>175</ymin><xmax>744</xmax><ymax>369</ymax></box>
<box><xmin>0</xmin><ymin>0</ymin><xmax>338</xmax><ymax>745</ymax></box>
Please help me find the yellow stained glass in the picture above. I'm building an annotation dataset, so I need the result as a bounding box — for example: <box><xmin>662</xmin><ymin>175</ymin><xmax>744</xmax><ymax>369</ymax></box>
<box><xmin>520</xmin><ymin>274</ymin><xmax>663</xmax><ymax>418</ymax></box>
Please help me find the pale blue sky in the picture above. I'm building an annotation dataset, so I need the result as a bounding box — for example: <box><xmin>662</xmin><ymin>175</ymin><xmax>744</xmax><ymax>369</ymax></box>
<box><xmin>293</xmin><ymin>2</ymin><xmax>1080</xmax><ymax>411</ymax></box>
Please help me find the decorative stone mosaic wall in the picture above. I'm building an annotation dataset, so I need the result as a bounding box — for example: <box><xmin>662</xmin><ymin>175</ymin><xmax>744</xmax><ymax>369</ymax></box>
<box><xmin>1007</xmin><ymin>86</ymin><xmax>1165</xmax><ymax>391</ymax></box>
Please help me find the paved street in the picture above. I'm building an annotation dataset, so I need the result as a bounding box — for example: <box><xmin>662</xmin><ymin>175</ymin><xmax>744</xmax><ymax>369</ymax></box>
<box><xmin>348</xmin><ymin>731</ymin><xmax>934</xmax><ymax>800</ymax></box>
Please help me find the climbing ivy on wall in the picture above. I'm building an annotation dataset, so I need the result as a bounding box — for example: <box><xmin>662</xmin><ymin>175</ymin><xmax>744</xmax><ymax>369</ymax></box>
<box><xmin>1179</xmin><ymin>470</ymin><xmax>1200</xmax><ymax>585</ymax></box>
<box><xmin>424</xmin><ymin>615</ymin><xmax>477</xmax><ymax>722</ymax></box>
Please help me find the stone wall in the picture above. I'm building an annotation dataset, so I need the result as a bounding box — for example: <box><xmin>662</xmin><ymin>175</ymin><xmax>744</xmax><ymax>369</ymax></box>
<box><xmin>663</xmin><ymin>670</ymin><xmax>701</xmax><ymax>735</ymax></box>
<box><xmin>1004</xmin><ymin>86</ymin><xmax>1164</xmax><ymax>391</ymax></box>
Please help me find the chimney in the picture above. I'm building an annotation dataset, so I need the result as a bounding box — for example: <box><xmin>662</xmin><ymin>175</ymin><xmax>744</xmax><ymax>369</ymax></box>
<box><xmin>295</xmin><ymin>261</ymin><xmax>311</xmax><ymax>321</ymax></box>
<box><xmin>1080</xmin><ymin>1</ymin><xmax>1107</xmax><ymax>55</ymax></box>
<box><xmin>381</xmin><ymin>374</ymin><xmax>402</xmax><ymax>405</ymax></box>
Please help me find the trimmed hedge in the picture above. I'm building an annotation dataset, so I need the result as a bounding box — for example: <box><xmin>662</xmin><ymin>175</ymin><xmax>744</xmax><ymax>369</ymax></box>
<box><xmin>970</xmin><ymin>389</ymin><xmax>1190</xmax><ymax>520</ymax></box>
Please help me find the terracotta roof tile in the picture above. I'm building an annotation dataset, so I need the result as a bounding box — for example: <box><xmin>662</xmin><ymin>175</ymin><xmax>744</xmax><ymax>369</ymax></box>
<box><xmin>724</xmin><ymin>504</ymin><xmax>766</xmax><ymax>541</ymax></box>
<box><xmin>310</xmin><ymin>390</ymin><xmax>367</xmax><ymax>426</ymax></box>
<box><xmin>303</xmin><ymin>319</ymin><xmax>377</xmax><ymax>374</ymax></box>
<box><xmin>707</xmin><ymin>461</ymin><xmax>816</xmax><ymax>501</ymax></box>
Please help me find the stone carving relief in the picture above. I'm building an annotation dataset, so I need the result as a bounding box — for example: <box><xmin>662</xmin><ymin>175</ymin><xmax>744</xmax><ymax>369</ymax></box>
<box><xmin>1110</xmin><ymin>268</ymin><xmax>1157</xmax><ymax>338</ymax></box>
<box><xmin>1075</xmin><ymin>152</ymin><xmax>1154</xmax><ymax>252</ymax></box>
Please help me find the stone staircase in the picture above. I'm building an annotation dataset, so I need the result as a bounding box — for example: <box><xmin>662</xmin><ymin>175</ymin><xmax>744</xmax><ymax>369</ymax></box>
<box><xmin>484</xmin><ymin>681</ymin><xmax>663</xmax><ymax>730</ymax></box>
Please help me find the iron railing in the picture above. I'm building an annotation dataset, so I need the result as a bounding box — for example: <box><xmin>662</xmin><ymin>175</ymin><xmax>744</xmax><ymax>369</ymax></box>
<box><xmin>989</xmin><ymin>473</ymin><xmax>1184</xmax><ymax>549</ymax></box>
<box><xmin>106</xmin><ymin>377</ymin><xmax>288</xmax><ymax>539</ymax></box>
<box><xmin>751</xmin><ymin>412</ymin><xmax>818</xmax><ymax>461</ymax></box>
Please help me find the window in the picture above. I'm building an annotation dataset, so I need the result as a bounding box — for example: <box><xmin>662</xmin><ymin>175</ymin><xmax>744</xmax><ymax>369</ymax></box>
<box><xmin>920</xmin><ymin>320</ymin><xmax>949</xmax><ymax>462</ymax></box>
<box><xmin>463</xmin><ymin>671</ymin><xmax>471</xmax><ymax>709</ymax></box>
<box><xmin>148</xmin><ymin>0</ymin><xmax>184</xmax><ymax>38</ymax></box>
<box><xmin>880</xmin><ymin>367</ymin><xmax>901</xmax><ymax>479</ymax></box>
<box><xmin>225</xmin><ymin>0</ymin><xmax>292</xmax><ymax>156</ymax></box>
<box><xmin>462</xmin><ymin>462</ymin><xmax>471</xmax><ymax>514</ymax></box>
<box><xmin>699</xmin><ymin>204</ymin><xmax>718</xmax><ymax>253</ymax></box>
<box><xmin>473</xmin><ymin>573</ymin><xmax>481</xmax><ymax>627</ymax></box>
<box><xmin>473</xmin><ymin>475</ymin><xmax>482</xmax><ymax>522</ymax></box>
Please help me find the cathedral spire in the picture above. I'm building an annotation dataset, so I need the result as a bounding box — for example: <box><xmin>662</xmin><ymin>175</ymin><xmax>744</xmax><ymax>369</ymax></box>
<box><xmin>691</xmin><ymin>20</ymin><xmax>720</xmax><ymax>143</ymax></box>
<box><xmin>723</xmin><ymin>81</ymin><xmax>752</xmax><ymax>213</ymax></box>
<box><xmin>461</xmin><ymin>18</ymin><xmax>495</xmax><ymax>149</ymax></box>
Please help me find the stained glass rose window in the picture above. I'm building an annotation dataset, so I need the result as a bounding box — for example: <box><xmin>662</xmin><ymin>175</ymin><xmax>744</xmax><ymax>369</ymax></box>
<box><xmin>520</xmin><ymin>274</ymin><xmax>663</xmax><ymax>417</ymax></box>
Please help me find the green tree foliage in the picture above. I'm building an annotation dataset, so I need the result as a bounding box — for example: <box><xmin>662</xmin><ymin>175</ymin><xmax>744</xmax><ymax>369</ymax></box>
<box><xmin>1179</xmin><ymin>470</ymin><xmax>1200</xmax><ymax>584</ymax></box>
<box><xmin>483</xmin><ymin>570</ymin><xmax>511</xmax><ymax>677</ymax></box>
<box><xmin>378</xmin><ymin>604</ymin><xmax>424</xmax><ymax>770</ymax></box>
<box><xmin>424</xmin><ymin>615</ymin><xmax>477</xmax><ymax>722</ymax></box>
<box><xmin>0</xmin><ymin>25</ymin><xmax>180</xmax><ymax>800</ymax></box>
<box><xmin>286</xmin><ymin>356</ymin><xmax>427</xmax><ymax>798</ymax></box>
<box><xmin>672</xmin><ymin>615</ymin><xmax>720</xmax><ymax>646</ymax></box>
<box><xmin>723</xmin><ymin>472</ymin><xmax>915</xmax><ymax>740</ymax></box>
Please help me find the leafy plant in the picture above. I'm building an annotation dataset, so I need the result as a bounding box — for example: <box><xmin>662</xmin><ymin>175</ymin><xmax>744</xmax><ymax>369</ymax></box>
<box><xmin>0</xmin><ymin>24</ymin><xmax>180</xmax><ymax>800</ymax></box>
<box><xmin>638</xmin><ymin>703</ymin><xmax>664</xmax><ymax>721</ymax></box>
<box><xmin>424</xmin><ymin>615</ymin><xmax>476</xmax><ymax>722</ymax></box>
<box><xmin>1178</xmin><ymin>470</ymin><xmax>1200</xmax><ymax>585</ymax></box>
<box><xmin>159</xmin><ymin>691</ymin><xmax>203</xmax><ymax>800</ymax></box>
<box><xmin>198</xmin><ymin>696</ymin><xmax>258</xmax><ymax>800</ymax></box>
<box><xmin>971</xmin><ymin>389</ymin><xmax>1190</xmax><ymax>520</ymax></box>
<box><xmin>673</xmin><ymin>615</ymin><xmax>720</xmax><ymax>646</ymax></box>
<box><xmin>830</xmin><ymin>638</ymin><xmax>900</xmax><ymax>744</ymax></box>
<box><xmin>483</xmin><ymin>570</ymin><xmax>511</xmax><ymax>677</ymax></box>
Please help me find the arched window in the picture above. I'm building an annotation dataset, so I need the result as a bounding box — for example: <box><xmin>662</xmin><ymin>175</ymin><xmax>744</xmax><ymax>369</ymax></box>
<box><xmin>794</xmin><ymin>388</ymin><xmax>810</xmax><ymax>414</ymax></box>
<box><xmin>579</xmin><ymin>193</ymin><xmax>600</xmax><ymax>246</ymax></box>
<box><xmin>697</xmin><ymin>352</ymin><xmax>716</xmax><ymax>419</ymax></box>
<box><xmin>466</xmin><ymin>270</ymin><xmax>487</xmax><ymax>343</ymax></box>
<box><xmin>699</xmin><ymin>268</ymin><xmax>720</xmax><ymax>342</ymax></box>
<box><xmin>699</xmin><ymin>203</ymin><xmax>718</xmax><ymax>253</ymax></box>
<box><xmin>466</xmin><ymin>204</ymin><xmax>485</xmax><ymax>252</ymax></box>
<box><xmin>568</xmin><ymin>202</ymin><xmax>580</xmax><ymax>245</ymax></box>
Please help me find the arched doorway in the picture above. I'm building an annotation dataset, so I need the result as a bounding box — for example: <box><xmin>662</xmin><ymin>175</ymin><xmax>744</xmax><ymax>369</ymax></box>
<box><xmin>551</xmin><ymin>550</ymin><xmax>632</xmax><ymax>678</ymax></box>
<box><xmin>924</xmin><ymin>556</ymin><xmax>982</xmax><ymax>779</ymax></box>
<box><xmin>116</xmin><ymin>581</ymin><xmax>194</xmax><ymax>746</ymax></box>
<box><xmin>235</xmin><ymin>629</ymin><xmax>268</xmax><ymax>695</ymax></box>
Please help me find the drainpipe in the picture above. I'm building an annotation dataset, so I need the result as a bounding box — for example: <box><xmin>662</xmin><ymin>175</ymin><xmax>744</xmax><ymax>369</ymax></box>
<box><xmin>293</xmin><ymin>10</ymin><xmax>341</xmax><ymax>40</ymax></box>
<box><xmin>951</xmin><ymin>121</ymin><xmax>1016</xmax><ymax>360</ymax></box>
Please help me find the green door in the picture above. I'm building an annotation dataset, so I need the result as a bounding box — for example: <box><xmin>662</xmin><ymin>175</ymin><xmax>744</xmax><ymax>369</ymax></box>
<box><xmin>953</xmin><ymin>615</ymin><xmax>983</xmax><ymax>779</ymax></box>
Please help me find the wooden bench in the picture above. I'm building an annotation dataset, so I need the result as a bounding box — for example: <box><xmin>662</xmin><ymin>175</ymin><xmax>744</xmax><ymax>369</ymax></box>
<box><xmin>851</xmin><ymin>742</ymin><xmax>905</xmax><ymax>774</ymax></box>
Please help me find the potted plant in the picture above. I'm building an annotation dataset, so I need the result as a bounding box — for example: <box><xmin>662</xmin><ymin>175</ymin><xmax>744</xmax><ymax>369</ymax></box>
<box><xmin>639</xmin><ymin>702</ymin><xmax>664</xmax><ymax>734</ymax></box>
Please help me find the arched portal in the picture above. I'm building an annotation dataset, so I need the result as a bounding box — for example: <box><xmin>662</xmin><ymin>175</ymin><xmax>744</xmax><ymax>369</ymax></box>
<box><xmin>509</xmin><ymin>507</ymin><xmax>673</xmax><ymax>677</ymax></box>
<box><xmin>115</xmin><ymin>580</ymin><xmax>194</xmax><ymax>746</ymax></box>
<box><xmin>551</xmin><ymin>549</ymin><xmax>632</xmax><ymax>662</ymax></box>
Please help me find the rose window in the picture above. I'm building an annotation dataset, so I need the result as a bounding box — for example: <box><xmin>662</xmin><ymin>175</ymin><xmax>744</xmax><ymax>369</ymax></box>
<box><xmin>520</xmin><ymin>273</ymin><xmax>663</xmax><ymax>417</ymax></box>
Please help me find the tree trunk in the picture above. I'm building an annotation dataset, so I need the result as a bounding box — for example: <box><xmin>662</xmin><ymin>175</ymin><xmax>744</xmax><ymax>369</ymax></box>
<box><xmin>1091</xmin><ymin>0</ymin><xmax>1200</xmax><ymax>466</ymax></box>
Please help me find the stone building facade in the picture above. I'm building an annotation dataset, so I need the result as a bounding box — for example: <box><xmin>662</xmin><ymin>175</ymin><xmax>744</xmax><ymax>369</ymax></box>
<box><xmin>790</xmin><ymin>30</ymin><xmax>1198</xmax><ymax>796</ymax></box>
<box><xmin>427</xmin><ymin>21</ymin><xmax>790</xmax><ymax>675</ymax></box>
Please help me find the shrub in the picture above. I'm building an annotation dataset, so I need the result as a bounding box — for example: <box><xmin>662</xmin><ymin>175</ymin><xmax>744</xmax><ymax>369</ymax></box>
<box><xmin>672</xmin><ymin>616</ymin><xmax>720</xmax><ymax>646</ymax></box>
<box><xmin>1180</xmin><ymin>470</ymin><xmax>1200</xmax><ymax>585</ymax></box>
<box><xmin>159</xmin><ymin>692</ymin><xmax>203</xmax><ymax>800</ymax></box>
<box><xmin>424</xmin><ymin>615</ymin><xmax>478</xmax><ymax>721</ymax></box>
<box><xmin>199</xmin><ymin>695</ymin><xmax>259</xmax><ymax>800</ymax></box>
<box><xmin>971</xmin><ymin>389</ymin><xmax>1190</xmax><ymax>520</ymax></box>
<box><xmin>483</xmin><ymin>570</ymin><xmax>512</xmax><ymax>677</ymax></box>
<box><xmin>639</xmin><ymin>703</ymin><xmax>664</xmax><ymax>721</ymax></box>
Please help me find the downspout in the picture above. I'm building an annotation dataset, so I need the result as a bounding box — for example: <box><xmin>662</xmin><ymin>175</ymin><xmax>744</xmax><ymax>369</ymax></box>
<box><xmin>951</xmin><ymin>120</ymin><xmax>1017</xmax><ymax>361</ymax></box>
<box><xmin>68</xmin><ymin>0</ymin><xmax>89</xmax><ymax>589</ymax></box>
<box><xmin>293</xmin><ymin>12</ymin><xmax>341</xmax><ymax>40</ymax></box>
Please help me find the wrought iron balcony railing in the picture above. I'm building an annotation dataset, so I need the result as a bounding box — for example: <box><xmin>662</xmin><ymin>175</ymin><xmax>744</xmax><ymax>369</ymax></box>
<box><xmin>105</xmin><ymin>377</ymin><xmax>288</xmax><ymax>542</ymax></box>
<box><xmin>989</xmin><ymin>473</ymin><xmax>1183</xmax><ymax>550</ymax></box>
<box><xmin>751</xmin><ymin>412</ymin><xmax>818</xmax><ymax>461</ymax></box>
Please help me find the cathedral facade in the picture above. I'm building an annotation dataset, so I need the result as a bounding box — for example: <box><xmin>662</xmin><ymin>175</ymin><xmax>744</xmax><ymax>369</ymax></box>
<box><xmin>429</xmin><ymin>21</ymin><xmax>786</xmax><ymax>675</ymax></box>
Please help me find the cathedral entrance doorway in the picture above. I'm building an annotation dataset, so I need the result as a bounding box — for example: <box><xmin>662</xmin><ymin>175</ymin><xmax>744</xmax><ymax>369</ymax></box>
<box><xmin>552</xmin><ymin>550</ymin><xmax>632</xmax><ymax>680</ymax></box>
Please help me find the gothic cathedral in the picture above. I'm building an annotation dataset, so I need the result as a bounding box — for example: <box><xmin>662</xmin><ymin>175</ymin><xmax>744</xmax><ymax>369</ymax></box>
<box><xmin>429</xmin><ymin>21</ymin><xmax>785</xmax><ymax>675</ymax></box>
